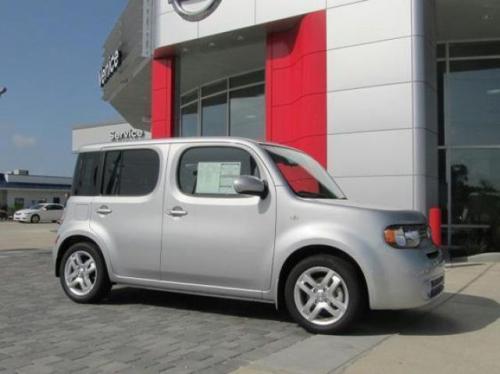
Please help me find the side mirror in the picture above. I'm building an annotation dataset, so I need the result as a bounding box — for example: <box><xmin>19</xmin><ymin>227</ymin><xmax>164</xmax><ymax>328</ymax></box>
<box><xmin>233</xmin><ymin>175</ymin><xmax>268</xmax><ymax>199</ymax></box>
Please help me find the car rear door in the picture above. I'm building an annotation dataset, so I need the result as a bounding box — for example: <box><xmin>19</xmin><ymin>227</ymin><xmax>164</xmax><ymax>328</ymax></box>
<box><xmin>90</xmin><ymin>145</ymin><xmax>166</xmax><ymax>280</ymax></box>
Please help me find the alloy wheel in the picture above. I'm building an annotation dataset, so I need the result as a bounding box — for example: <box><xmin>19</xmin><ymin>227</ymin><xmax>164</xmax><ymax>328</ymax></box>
<box><xmin>293</xmin><ymin>266</ymin><xmax>349</xmax><ymax>326</ymax></box>
<box><xmin>64</xmin><ymin>250</ymin><xmax>97</xmax><ymax>297</ymax></box>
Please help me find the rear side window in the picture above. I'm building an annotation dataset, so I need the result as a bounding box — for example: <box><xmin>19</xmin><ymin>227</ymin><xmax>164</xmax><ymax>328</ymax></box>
<box><xmin>73</xmin><ymin>152</ymin><xmax>101</xmax><ymax>196</ymax></box>
<box><xmin>102</xmin><ymin>149</ymin><xmax>159</xmax><ymax>196</ymax></box>
<box><xmin>178</xmin><ymin>146</ymin><xmax>259</xmax><ymax>196</ymax></box>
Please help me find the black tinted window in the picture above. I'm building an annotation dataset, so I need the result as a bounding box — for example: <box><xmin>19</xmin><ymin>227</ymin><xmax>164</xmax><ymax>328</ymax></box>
<box><xmin>73</xmin><ymin>152</ymin><xmax>100</xmax><ymax>196</ymax></box>
<box><xmin>102</xmin><ymin>149</ymin><xmax>159</xmax><ymax>196</ymax></box>
<box><xmin>178</xmin><ymin>147</ymin><xmax>259</xmax><ymax>196</ymax></box>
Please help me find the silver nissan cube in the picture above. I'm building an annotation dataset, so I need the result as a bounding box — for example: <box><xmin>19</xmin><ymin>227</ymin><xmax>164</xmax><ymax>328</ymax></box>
<box><xmin>55</xmin><ymin>138</ymin><xmax>444</xmax><ymax>334</ymax></box>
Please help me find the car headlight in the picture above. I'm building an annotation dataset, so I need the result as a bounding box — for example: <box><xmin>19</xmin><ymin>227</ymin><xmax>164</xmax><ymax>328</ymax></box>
<box><xmin>384</xmin><ymin>225</ymin><xmax>429</xmax><ymax>248</ymax></box>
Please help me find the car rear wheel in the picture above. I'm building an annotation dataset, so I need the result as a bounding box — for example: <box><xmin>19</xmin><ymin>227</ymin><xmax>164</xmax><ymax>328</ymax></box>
<box><xmin>285</xmin><ymin>255</ymin><xmax>364</xmax><ymax>334</ymax></box>
<box><xmin>30</xmin><ymin>214</ymin><xmax>40</xmax><ymax>223</ymax></box>
<box><xmin>59</xmin><ymin>242</ymin><xmax>111</xmax><ymax>303</ymax></box>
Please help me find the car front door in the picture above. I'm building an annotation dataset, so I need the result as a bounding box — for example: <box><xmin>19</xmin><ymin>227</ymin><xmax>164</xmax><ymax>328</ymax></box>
<box><xmin>90</xmin><ymin>146</ymin><xmax>165</xmax><ymax>280</ymax></box>
<box><xmin>161</xmin><ymin>144</ymin><xmax>276</xmax><ymax>296</ymax></box>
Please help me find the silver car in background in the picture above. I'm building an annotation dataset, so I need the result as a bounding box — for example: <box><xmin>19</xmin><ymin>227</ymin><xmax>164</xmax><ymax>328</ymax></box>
<box><xmin>14</xmin><ymin>203</ymin><xmax>65</xmax><ymax>223</ymax></box>
<box><xmin>54</xmin><ymin>138</ymin><xmax>444</xmax><ymax>333</ymax></box>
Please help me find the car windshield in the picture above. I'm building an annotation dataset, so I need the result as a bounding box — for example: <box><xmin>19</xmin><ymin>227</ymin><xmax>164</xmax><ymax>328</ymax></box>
<box><xmin>29</xmin><ymin>204</ymin><xmax>45</xmax><ymax>210</ymax></box>
<box><xmin>263</xmin><ymin>145</ymin><xmax>346</xmax><ymax>199</ymax></box>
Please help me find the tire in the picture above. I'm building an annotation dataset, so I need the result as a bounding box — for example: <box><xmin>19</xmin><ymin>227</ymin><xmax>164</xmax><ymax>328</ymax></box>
<box><xmin>30</xmin><ymin>215</ymin><xmax>40</xmax><ymax>223</ymax></box>
<box><xmin>285</xmin><ymin>255</ymin><xmax>364</xmax><ymax>334</ymax></box>
<box><xmin>59</xmin><ymin>242</ymin><xmax>111</xmax><ymax>303</ymax></box>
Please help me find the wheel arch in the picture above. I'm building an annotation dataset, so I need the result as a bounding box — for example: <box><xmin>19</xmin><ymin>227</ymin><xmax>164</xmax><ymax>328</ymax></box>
<box><xmin>55</xmin><ymin>235</ymin><xmax>104</xmax><ymax>277</ymax></box>
<box><xmin>276</xmin><ymin>245</ymin><xmax>369</xmax><ymax>311</ymax></box>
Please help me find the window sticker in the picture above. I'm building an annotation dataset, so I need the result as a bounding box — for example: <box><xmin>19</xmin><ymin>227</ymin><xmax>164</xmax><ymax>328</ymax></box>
<box><xmin>196</xmin><ymin>162</ymin><xmax>242</xmax><ymax>194</ymax></box>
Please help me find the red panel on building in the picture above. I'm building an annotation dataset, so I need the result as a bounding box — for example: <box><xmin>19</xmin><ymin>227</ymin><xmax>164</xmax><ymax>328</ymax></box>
<box><xmin>151</xmin><ymin>57</ymin><xmax>175</xmax><ymax>139</ymax></box>
<box><xmin>266</xmin><ymin>11</ymin><xmax>327</xmax><ymax>167</ymax></box>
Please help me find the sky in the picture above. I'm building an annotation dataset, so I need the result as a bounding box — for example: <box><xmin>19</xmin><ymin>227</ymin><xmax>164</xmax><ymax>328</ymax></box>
<box><xmin>0</xmin><ymin>1</ymin><xmax>127</xmax><ymax>177</ymax></box>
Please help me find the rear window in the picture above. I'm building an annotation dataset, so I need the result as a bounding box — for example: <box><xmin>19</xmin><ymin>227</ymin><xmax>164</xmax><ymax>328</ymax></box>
<box><xmin>102</xmin><ymin>149</ymin><xmax>159</xmax><ymax>196</ymax></box>
<box><xmin>72</xmin><ymin>152</ymin><xmax>101</xmax><ymax>196</ymax></box>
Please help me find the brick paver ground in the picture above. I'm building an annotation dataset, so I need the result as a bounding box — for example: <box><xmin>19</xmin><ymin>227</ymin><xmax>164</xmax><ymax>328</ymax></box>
<box><xmin>0</xmin><ymin>250</ymin><xmax>309</xmax><ymax>373</ymax></box>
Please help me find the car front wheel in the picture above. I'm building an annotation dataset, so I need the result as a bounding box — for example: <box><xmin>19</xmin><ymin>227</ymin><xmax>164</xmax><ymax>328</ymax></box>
<box><xmin>59</xmin><ymin>242</ymin><xmax>111</xmax><ymax>303</ymax></box>
<box><xmin>30</xmin><ymin>215</ymin><xmax>40</xmax><ymax>223</ymax></box>
<box><xmin>285</xmin><ymin>255</ymin><xmax>364</xmax><ymax>334</ymax></box>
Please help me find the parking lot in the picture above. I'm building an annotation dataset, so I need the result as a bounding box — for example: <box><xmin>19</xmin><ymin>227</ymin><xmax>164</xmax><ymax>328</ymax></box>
<box><xmin>0</xmin><ymin>221</ymin><xmax>58</xmax><ymax>251</ymax></box>
<box><xmin>0</xmin><ymin>222</ymin><xmax>499</xmax><ymax>373</ymax></box>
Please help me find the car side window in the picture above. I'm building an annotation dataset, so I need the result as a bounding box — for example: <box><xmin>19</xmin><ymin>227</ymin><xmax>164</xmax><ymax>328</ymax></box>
<box><xmin>178</xmin><ymin>146</ymin><xmax>260</xmax><ymax>197</ymax></box>
<box><xmin>102</xmin><ymin>149</ymin><xmax>160</xmax><ymax>196</ymax></box>
<box><xmin>72</xmin><ymin>152</ymin><xmax>101</xmax><ymax>196</ymax></box>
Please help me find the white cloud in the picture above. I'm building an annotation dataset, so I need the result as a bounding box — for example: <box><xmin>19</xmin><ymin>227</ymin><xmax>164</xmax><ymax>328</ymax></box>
<box><xmin>12</xmin><ymin>134</ymin><xmax>37</xmax><ymax>148</ymax></box>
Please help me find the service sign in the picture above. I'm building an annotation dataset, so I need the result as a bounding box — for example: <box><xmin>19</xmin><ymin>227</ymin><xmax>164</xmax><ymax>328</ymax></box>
<box><xmin>110</xmin><ymin>128</ymin><xmax>146</xmax><ymax>142</ymax></box>
<box><xmin>98</xmin><ymin>50</ymin><xmax>121</xmax><ymax>87</ymax></box>
<box><xmin>169</xmin><ymin>0</ymin><xmax>222</xmax><ymax>21</ymax></box>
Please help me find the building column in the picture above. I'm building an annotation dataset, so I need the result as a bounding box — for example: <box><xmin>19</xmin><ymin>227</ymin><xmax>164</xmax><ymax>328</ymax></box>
<box><xmin>151</xmin><ymin>57</ymin><xmax>175</xmax><ymax>138</ymax></box>
<box><xmin>265</xmin><ymin>11</ymin><xmax>327</xmax><ymax>167</ymax></box>
<box><xmin>325</xmin><ymin>0</ymin><xmax>437</xmax><ymax>214</ymax></box>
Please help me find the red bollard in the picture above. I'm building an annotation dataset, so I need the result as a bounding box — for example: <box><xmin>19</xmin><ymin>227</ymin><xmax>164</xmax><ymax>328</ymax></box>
<box><xmin>429</xmin><ymin>207</ymin><xmax>442</xmax><ymax>247</ymax></box>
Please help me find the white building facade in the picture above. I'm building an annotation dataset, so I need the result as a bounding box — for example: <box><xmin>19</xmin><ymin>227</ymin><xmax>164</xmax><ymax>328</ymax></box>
<box><xmin>72</xmin><ymin>120</ymin><xmax>151</xmax><ymax>152</ymax></box>
<box><xmin>99</xmin><ymin>0</ymin><xmax>500</xmax><ymax>256</ymax></box>
<box><xmin>0</xmin><ymin>170</ymin><xmax>71</xmax><ymax>211</ymax></box>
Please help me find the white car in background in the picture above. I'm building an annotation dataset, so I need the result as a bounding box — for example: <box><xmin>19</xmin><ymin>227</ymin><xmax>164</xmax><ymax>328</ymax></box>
<box><xmin>13</xmin><ymin>203</ymin><xmax>64</xmax><ymax>223</ymax></box>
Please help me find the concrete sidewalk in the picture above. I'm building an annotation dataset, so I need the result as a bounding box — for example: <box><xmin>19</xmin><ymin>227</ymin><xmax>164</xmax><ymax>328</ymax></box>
<box><xmin>233</xmin><ymin>262</ymin><xmax>500</xmax><ymax>374</ymax></box>
<box><xmin>0</xmin><ymin>221</ymin><xmax>57</xmax><ymax>251</ymax></box>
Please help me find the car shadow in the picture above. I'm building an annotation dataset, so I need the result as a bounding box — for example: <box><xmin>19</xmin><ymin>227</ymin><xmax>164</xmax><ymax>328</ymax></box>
<box><xmin>103</xmin><ymin>289</ymin><xmax>499</xmax><ymax>336</ymax></box>
<box><xmin>104</xmin><ymin>287</ymin><xmax>291</xmax><ymax>322</ymax></box>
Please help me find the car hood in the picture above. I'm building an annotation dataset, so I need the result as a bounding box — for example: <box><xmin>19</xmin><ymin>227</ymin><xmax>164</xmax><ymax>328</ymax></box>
<box><xmin>15</xmin><ymin>209</ymin><xmax>38</xmax><ymax>214</ymax></box>
<box><xmin>305</xmin><ymin>198</ymin><xmax>427</xmax><ymax>225</ymax></box>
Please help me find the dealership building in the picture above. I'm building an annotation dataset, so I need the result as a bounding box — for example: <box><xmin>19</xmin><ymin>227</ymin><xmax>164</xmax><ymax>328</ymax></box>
<box><xmin>97</xmin><ymin>0</ymin><xmax>500</xmax><ymax>256</ymax></box>
<box><xmin>72</xmin><ymin>119</ymin><xmax>151</xmax><ymax>152</ymax></box>
<box><xmin>0</xmin><ymin>170</ymin><xmax>71</xmax><ymax>212</ymax></box>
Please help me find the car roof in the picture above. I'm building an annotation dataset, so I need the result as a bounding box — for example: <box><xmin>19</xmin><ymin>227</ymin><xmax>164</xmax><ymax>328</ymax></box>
<box><xmin>76</xmin><ymin>137</ymin><xmax>298</xmax><ymax>153</ymax></box>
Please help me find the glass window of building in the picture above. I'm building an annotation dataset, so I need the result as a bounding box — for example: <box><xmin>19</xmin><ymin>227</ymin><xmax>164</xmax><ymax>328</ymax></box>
<box><xmin>179</xmin><ymin>69</ymin><xmax>265</xmax><ymax>140</ymax></box>
<box><xmin>437</xmin><ymin>40</ymin><xmax>500</xmax><ymax>256</ymax></box>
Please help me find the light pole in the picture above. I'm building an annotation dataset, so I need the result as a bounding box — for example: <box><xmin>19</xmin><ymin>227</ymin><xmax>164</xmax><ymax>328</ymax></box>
<box><xmin>0</xmin><ymin>86</ymin><xmax>7</xmax><ymax>98</ymax></box>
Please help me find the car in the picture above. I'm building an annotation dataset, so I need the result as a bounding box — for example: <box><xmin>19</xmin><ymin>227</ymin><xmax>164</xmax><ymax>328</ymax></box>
<box><xmin>0</xmin><ymin>209</ymin><xmax>7</xmax><ymax>220</ymax></box>
<box><xmin>54</xmin><ymin>138</ymin><xmax>445</xmax><ymax>334</ymax></box>
<box><xmin>13</xmin><ymin>203</ymin><xmax>65</xmax><ymax>223</ymax></box>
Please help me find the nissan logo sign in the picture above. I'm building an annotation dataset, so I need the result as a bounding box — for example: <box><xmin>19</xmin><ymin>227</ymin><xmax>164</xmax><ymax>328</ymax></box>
<box><xmin>168</xmin><ymin>0</ymin><xmax>222</xmax><ymax>22</ymax></box>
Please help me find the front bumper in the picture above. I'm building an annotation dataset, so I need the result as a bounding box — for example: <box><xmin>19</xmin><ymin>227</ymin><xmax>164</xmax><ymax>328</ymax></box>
<box><xmin>13</xmin><ymin>215</ymin><xmax>30</xmax><ymax>222</ymax></box>
<box><xmin>369</xmin><ymin>243</ymin><xmax>445</xmax><ymax>310</ymax></box>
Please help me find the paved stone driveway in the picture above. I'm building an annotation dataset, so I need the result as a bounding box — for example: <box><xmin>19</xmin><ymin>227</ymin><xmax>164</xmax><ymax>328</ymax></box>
<box><xmin>0</xmin><ymin>250</ymin><xmax>309</xmax><ymax>373</ymax></box>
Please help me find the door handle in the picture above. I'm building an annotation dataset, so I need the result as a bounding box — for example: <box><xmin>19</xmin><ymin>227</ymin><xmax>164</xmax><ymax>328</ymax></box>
<box><xmin>167</xmin><ymin>207</ymin><xmax>188</xmax><ymax>217</ymax></box>
<box><xmin>96</xmin><ymin>206</ymin><xmax>112</xmax><ymax>215</ymax></box>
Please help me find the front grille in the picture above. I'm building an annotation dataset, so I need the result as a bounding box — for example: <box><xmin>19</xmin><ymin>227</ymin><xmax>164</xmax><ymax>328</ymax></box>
<box><xmin>426</xmin><ymin>250</ymin><xmax>439</xmax><ymax>259</ymax></box>
<box><xmin>429</xmin><ymin>275</ymin><xmax>445</xmax><ymax>298</ymax></box>
<box><xmin>430</xmin><ymin>283</ymin><xmax>444</xmax><ymax>298</ymax></box>
<box><xmin>431</xmin><ymin>276</ymin><xmax>444</xmax><ymax>288</ymax></box>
